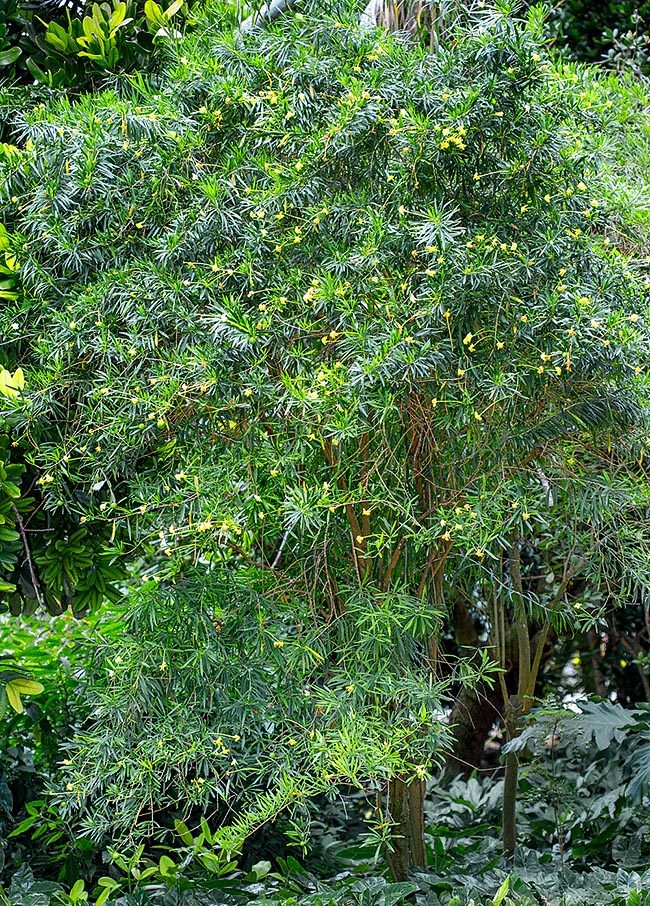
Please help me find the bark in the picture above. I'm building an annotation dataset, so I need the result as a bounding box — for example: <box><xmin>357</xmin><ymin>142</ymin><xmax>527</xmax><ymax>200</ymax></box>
<box><xmin>385</xmin><ymin>776</ymin><xmax>428</xmax><ymax>881</ymax></box>
<box><xmin>445</xmin><ymin>680</ymin><xmax>505</xmax><ymax>774</ymax></box>
<box><xmin>445</xmin><ymin>626</ymin><xmax>553</xmax><ymax>775</ymax></box>
<box><xmin>502</xmin><ymin>748</ymin><xmax>519</xmax><ymax>856</ymax></box>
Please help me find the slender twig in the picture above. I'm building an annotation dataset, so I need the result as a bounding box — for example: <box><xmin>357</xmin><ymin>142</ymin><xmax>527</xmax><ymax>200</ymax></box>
<box><xmin>11</xmin><ymin>503</ymin><xmax>44</xmax><ymax>608</ymax></box>
<box><xmin>271</xmin><ymin>529</ymin><xmax>290</xmax><ymax>569</ymax></box>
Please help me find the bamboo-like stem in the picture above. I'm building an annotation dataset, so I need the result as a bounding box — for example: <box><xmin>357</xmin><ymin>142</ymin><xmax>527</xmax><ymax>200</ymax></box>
<box><xmin>502</xmin><ymin>532</ymin><xmax>528</xmax><ymax>857</ymax></box>
<box><xmin>509</xmin><ymin>532</ymin><xmax>530</xmax><ymax>701</ymax></box>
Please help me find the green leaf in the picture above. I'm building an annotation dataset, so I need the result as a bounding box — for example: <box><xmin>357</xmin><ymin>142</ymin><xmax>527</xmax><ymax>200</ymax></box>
<box><xmin>144</xmin><ymin>0</ymin><xmax>164</xmax><ymax>24</ymax></box>
<box><xmin>158</xmin><ymin>855</ymin><xmax>176</xmax><ymax>877</ymax></box>
<box><xmin>173</xmin><ymin>819</ymin><xmax>194</xmax><ymax>845</ymax></box>
<box><xmin>625</xmin><ymin>731</ymin><xmax>650</xmax><ymax>800</ymax></box>
<box><xmin>573</xmin><ymin>701</ymin><xmax>635</xmax><ymax>750</ymax></box>
<box><xmin>108</xmin><ymin>2</ymin><xmax>127</xmax><ymax>28</ymax></box>
<box><xmin>164</xmin><ymin>0</ymin><xmax>183</xmax><ymax>17</ymax></box>
<box><xmin>249</xmin><ymin>860</ymin><xmax>271</xmax><ymax>881</ymax></box>
<box><xmin>9</xmin><ymin>678</ymin><xmax>44</xmax><ymax>695</ymax></box>
<box><xmin>492</xmin><ymin>877</ymin><xmax>509</xmax><ymax>906</ymax></box>
<box><xmin>8</xmin><ymin>815</ymin><xmax>38</xmax><ymax>837</ymax></box>
<box><xmin>0</xmin><ymin>47</ymin><xmax>22</xmax><ymax>66</ymax></box>
<box><xmin>1</xmin><ymin>480</ymin><xmax>21</xmax><ymax>499</ymax></box>
<box><xmin>5</xmin><ymin>683</ymin><xmax>22</xmax><ymax>713</ymax></box>
<box><xmin>69</xmin><ymin>879</ymin><xmax>86</xmax><ymax>903</ymax></box>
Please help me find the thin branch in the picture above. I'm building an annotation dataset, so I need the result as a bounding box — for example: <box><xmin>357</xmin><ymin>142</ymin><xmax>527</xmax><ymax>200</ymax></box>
<box><xmin>383</xmin><ymin>538</ymin><xmax>405</xmax><ymax>590</ymax></box>
<box><xmin>11</xmin><ymin>503</ymin><xmax>44</xmax><ymax>608</ymax></box>
<box><xmin>271</xmin><ymin>529</ymin><xmax>291</xmax><ymax>569</ymax></box>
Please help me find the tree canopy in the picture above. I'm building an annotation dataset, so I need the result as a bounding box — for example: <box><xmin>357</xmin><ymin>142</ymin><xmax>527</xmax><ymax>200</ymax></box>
<box><xmin>1</xmin><ymin>0</ymin><xmax>650</xmax><ymax>895</ymax></box>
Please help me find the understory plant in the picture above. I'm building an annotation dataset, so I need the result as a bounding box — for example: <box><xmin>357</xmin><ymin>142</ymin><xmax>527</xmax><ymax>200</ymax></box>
<box><xmin>0</xmin><ymin>0</ymin><xmax>649</xmax><ymax>880</ymax></box>
<box><xmin>0</xmin><ymin>0</ymin><xmax>191</xmax><ymax>90</ymax></box>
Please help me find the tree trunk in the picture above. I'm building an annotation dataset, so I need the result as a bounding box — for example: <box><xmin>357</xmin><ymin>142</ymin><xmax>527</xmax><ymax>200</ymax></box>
<box><xmin>445</xmin><ymin>680</ymin><xmax>505</xmax><ymax>774</ymax></box>
<box><xmin>502</xmin><ymin>747</ymin><xmax>519</xmax><ymax>856</ymax></box>
<box><xmin>385</xmin><ymin>776</ymin><xmax>428</xmax><ymax>880</ymax></box>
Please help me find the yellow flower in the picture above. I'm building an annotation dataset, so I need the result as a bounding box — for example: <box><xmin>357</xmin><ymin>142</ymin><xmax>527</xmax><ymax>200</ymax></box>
<box><xmin>0</xmin><ymin>367</ymin><xmax>25</xmax><ymax>398</ymax></box>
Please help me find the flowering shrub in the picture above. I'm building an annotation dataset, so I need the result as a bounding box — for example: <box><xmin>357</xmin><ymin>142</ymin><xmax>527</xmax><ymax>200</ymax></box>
<box><xmin>0</xmin><ymin>0</ymin><xmax>649</xmax><ymax>875</ymax></box>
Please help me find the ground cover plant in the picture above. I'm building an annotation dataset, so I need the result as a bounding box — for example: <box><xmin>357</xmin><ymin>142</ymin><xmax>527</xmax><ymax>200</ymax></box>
<box><xmin>1</xmin><ymin>0</ymin><xmax>650</xmax><ymax>904</ymax></box>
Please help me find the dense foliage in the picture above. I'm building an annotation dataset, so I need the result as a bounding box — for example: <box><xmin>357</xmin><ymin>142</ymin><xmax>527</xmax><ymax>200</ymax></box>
<box><xmin>1</xmin><ymin>0</ymin><xmax>650</xmax><ymax>904</ymax></box>
<box><xmin>548</xmin><ymin>0</ymin><xmax>650</xmax><ymax>67</ymax></box>
<box><xmin>0</xmin><ymin>0</ymin><xmax>192</xmax><ymax>89</ymax></box>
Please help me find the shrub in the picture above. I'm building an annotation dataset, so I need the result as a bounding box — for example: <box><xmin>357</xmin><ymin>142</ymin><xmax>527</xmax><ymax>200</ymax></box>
<box><xmin>1</xmin><ymin>0</ymin><xmax>649</xmax><ymax>876</ymax></box>
<box><xmin>0</xmin><ymin>0</ymin><xmax>190</xmax><ymax>90</ymax></box>
<box><xmin>548</xmin><ymin>0</ymin><xmax>650</xmax><ymax>64</ymax></box>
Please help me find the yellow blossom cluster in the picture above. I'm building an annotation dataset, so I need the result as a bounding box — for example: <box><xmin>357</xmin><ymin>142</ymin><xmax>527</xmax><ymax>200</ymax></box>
<box><xmin>437</xmin><ymin>125</ymin><xmax>467</xmax><ymax>151</ymax></box>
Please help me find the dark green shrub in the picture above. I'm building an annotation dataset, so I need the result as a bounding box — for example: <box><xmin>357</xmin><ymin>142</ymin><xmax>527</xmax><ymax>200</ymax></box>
<box><xmin>548</xmin><ymin>0</ymin><xmax>650</xmax><ymax>66</ymax></box>
<box><xmin>0</xmin><ymin>0</ymin><xmax>188</xmax><ymax>90</ymax></box>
